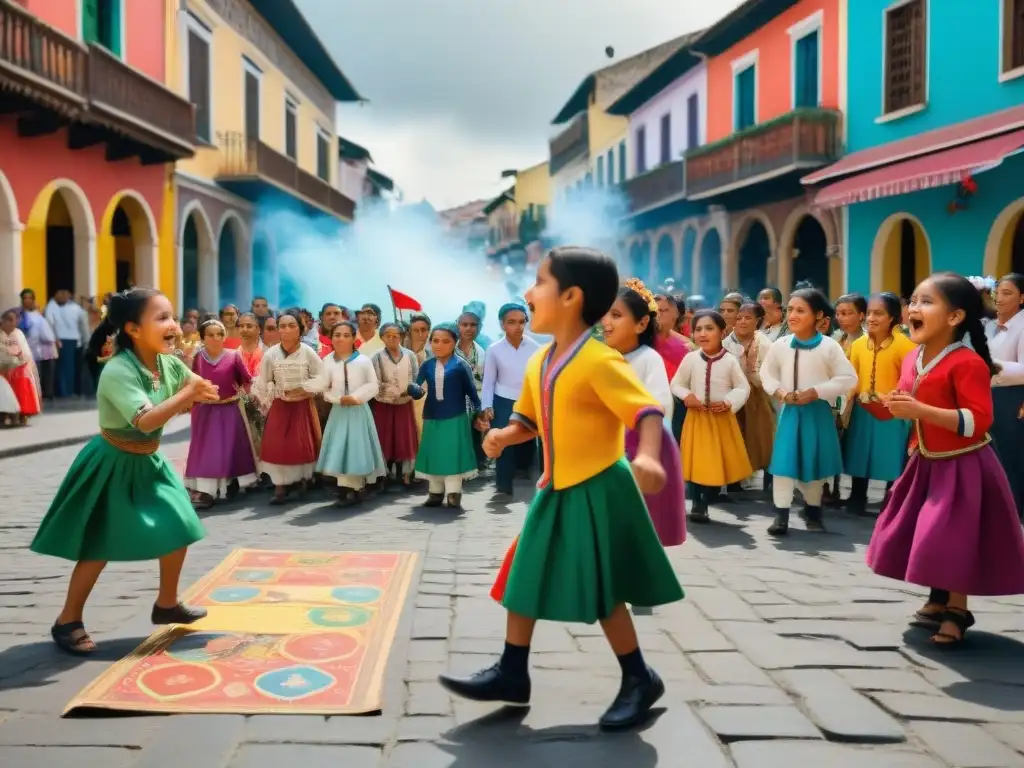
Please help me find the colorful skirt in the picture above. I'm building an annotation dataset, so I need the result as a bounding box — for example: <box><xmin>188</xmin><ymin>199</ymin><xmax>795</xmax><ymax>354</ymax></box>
<box><xmin>5</xmin><ymin>364</ymin><xmax>40</xmax><ymax>416</ymax></box>
<box><xmin>372</xmin><ymin>400</ymin><xmax>419</xmax><ymax>463</ymax></box>
<box><xmin>681</xmin><ymin>408</ymin><xmax>752</xmax><ymax>487</ymax></box>
<box><xmin>843</xmin><ymin>404</ymin><xmax>910</xmax><ymax>483</ymax></box>
<box><xmin>260</xmin><ymin>399</ymin><xmax>321</xmax><ymax>486</ymax></box>
<box><xmin>866</xmin><ymin>446</ymin><xmax>1024</xmax><ymax>596</ymax></box>
<box><xmin>317</xmin><ymin>402</ymin><xmax>388</xmax><ymax>483</ymax></box>
<box><xmin>735</xmin><ymin>388</ymin><xmax>774</xmax><ymax>471</ymax></box>
<box><xmin>31</xmin><ymin>435</ymin><xmax>206</xmax><ymax>562</ymax></box>
<box><xmin>625</xmin><ymin>424</ymin><xmax>686</xmax><ymax>546</ymax></box>
<box><xmin>990</xmin><ymin>384</ymin><xmax>1024</xmax><ymax>518</ymax></box>
<box><xmin>184</xmin><ymin>400</ymin><xmax>258</xmax><ymax>496</ymax></box>
<box><xmin>415</xmin><ymin>413</ymin><xmax>478</xmax><ymax>479</ymax></box>
<box><xmin>490</xmin><ymin>458</ymin><xmax>685</xmax><ymax>623</ymax></box>
<box><xmin>768</xmin><ymin>399</ymin><xmax>843</xmax><ymax>482</ymax></box>
<box><xmin>0</xmin><ymin>373</ymin><xmax>19</xmax><ymax>414</ymax></box>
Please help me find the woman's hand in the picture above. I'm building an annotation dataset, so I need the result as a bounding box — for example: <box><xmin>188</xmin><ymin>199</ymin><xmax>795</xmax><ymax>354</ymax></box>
<box><xmin>886</xmin><ymin>392</ymin><xmax>923</xmax><ymax>419</ymax></box>
<box><xmin>707</xmin><ymin>401</ymin><xmax>730</xmax><ymax>413</ymax></box>
<box><xmin>793</xmin><ymin>389</ymin><xmax>819</xmax><ymax>405</ymax></box>
<box><xmin>683</xmin><ymin>393</ymin><xmax>702</xmax><ymax>409</ymax></box>
<box><xmin>631</xmin><ymin>454</ymin><xmax>666</xmax><ymax>495</ymax></box>
<box><xmin>482</xmin><ymin>428</ymin><xmax>505</xmax><ymax>458</ymax></box>
<box><xmin>339</xmin><ymin>394</ymin><xmax>358</xmax><ymax>406</ymax></box>
<box><xmin>774</xmin><ymin>389</ymin><xmax>789</xmax><ymax>403</ymax></box>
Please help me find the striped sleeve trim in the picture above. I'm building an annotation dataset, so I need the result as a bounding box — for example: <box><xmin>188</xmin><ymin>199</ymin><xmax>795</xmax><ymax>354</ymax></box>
<box><xmin>510</xmin><ymin>412</ymin><xmax>538</xmax><ymax>433</ymax></box>
<box><xmin>957</xmin><ymin>408</ymin><xmax>975</xmax><ymax>438</ymax></box>
<box><xmin>634</xmin><ymin>406</ymin><xmax>665</xmax><ymax>426</ymax></box>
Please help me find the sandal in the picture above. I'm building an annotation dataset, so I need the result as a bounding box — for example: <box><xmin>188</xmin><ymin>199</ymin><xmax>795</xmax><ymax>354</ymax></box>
<box><xmin>51</xmin><ymin>620</ymin><xmax>96</xmax><ymax>656</ymax></box>
<box><xmin>930</xmin><ymin>607</ymin><xmax>975</xmax><ymax>647</ymax></box>
<box><xmin>910</xmin><ymin>604</ymin><xmax>945</xmax><ymax>629</ymax></box>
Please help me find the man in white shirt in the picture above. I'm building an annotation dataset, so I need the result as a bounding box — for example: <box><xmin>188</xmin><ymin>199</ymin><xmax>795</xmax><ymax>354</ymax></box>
<box><xmin>479</xmin><ymin>303</ymin><xmax>539</xmax><ymax>497</ymax></box>
<box><xmin>44</xmin><ymin>289</ymin><xmax>88</xmax><ymax>398</ymax></box>
<box><xmin>355</xmin><ymin>303</ymin><xmax>385</xmax><ymax>355</ymax></box>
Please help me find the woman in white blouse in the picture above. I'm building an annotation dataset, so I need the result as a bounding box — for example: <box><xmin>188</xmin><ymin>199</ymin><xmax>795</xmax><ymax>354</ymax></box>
<box><xmin>987</xmin><ymin>273</ymin><xmax>1024</xmax><ymax>518</ymax></box>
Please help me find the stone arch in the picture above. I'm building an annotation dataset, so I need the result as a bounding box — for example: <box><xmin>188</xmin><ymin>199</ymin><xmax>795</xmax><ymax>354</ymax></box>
<box><xmin>654</xmin><ymin>231</ymin><xmax>676</xmax><ymax>286</ymax></box>
<box><xmin>730</xmin><ymin>209</ymin><xmax>778</xmax><ymax>258</ymax></box>
<box><xmin>215</xmin><ymin>210</ymin><xmax>250</xmax><ymax>308</ymax></box>
<box><xmin>252</xmin><ymin>221</ymin><xmax>277</xmax><ymax>308</ymax></box>
<box><xmin>178</xmin><ymin>200</ymin><xmax>217</xmax><ymax>312</ymax></box>
<box><xmin>0</xmin><ymin>170</ymin><xmax>22</xmax><ymax>310</ymax></box>
<box><xmin>98</xmin><ymin>190</ymin><xmax>159</xmax><ymax>295</ymax></box>
<box><xmin>870</xmin><ymin>212</ymin><xmax>932</xmax><ymax>296</ymax></box>
<box><xmin>22</xmin><ymin>178</ymin><xmax>96</xmax><ymax>301</ymax></box>
<box><xmin>985</xmin><ymin>196</ymin><xmax>1024</xmax><ymax>278</ymax></box>
<box><xmin>778</xmin><ymin>204</ymin><xmax>839</xmax><ymax>297</ymax></box>
<box><xmin>680</xmin><ymin>220</ymin><xmax>700</xmax><ymax>294</ymax></box>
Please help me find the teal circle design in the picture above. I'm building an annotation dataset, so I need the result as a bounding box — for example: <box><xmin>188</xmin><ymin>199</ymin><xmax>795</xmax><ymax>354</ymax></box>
<box><xmin>330</xmin><ymin>586</ymin><xmax>382</xmax><ymax>604</ymax></box>
<box><xmin>166</xmin><ymin>632</ymin><xmax>239</xmax><ymax>662</ymax></box>
<box><xmin>232</xmin><ymin>569</ymin><xmax>276</xmax><ymax>583</ymax></box>
<box><xmin>307</xmin><ymin>606</ymin><xmax>372</xmax><ymax>628</ymax></box>
<box><xmin>209</xmin><ymin>586</ymin><xmax>261</xmax><ymax>603</ymax></box>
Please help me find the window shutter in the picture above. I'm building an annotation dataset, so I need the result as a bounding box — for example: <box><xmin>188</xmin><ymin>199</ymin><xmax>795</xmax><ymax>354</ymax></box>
<box><xmin>82</xmin><ymin>0</ymin><xmax>99</xmax><ymax>44</ymax></box>
<box><xmin>796</xmin><ymin>32</ymin><xmax>819</xmax><ymax>107</ymax></box>
<box><xmin>687</xmin><ymin>93</ymin><xmax>699</xmax><ymax>150</ymax></box>
<box><xmin>188</xmin><ymin>32</ymin><xmax>211</xmax><ymax>142</ymax></box>
<box><xmin>245</xmin><ymin>71</ymin><xmax>260</xmax><ymax>140</ymax></box>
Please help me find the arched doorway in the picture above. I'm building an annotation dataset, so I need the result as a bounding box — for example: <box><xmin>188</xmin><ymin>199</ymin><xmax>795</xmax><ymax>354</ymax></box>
<box><xmin>180</xmin><ymin>205</ymin><xmax>215</xmax><ymax>312</ymax></box>
<box><xmin>655</xmin><ymin>234</ymin><xmax>675</xmax><ymax>286</ymax></box>
<box><xmin>22</xmin><ymin>182</ymin><xmax>94</xmax><ymax>303</ymax></box>
<box><xmin>681</xmin><ymin>226</ymin><xmax>697</xmax><ymax>294</ymax></box>
<box><xmin>100</xmin><ymin>193</ymin><xmax>157</xmax><ymax>295</ymax></box>
<box><xmin>738</xmin><ymin>221</ymin><xmax>771</xmax><ymax>300</ymax></box>
<box><xmin>985</xmin><ymin>198</ymin><xmax>1024</xmax><ymax>277</ymax></box>
<box><xmin>218</xmin><ymin>221</ymin><xmax>239</xmax><ymax>308</ymax></box>
<box><xmin>0</xmin><ymin>171</ymin><xmax>19</xmax><ymax>310</ymax></box>
<box><xmin>699</xmin><ymin>228</ymin><xmax>722</xmax><ymax>300</ymax></box>
<box><xmin>872</xmin><ymin>214</ymin><xmax>931</xmax><ymax>297</ymax></box>
<box><xmin>628</xmin><ymin>240</ymin><xmax>646</xmax><ymax>280</ymax></box>
<box><xmin>791</xmin><ymin>215</ymin><xmax>829</xmax><ymax>294</ymax></box>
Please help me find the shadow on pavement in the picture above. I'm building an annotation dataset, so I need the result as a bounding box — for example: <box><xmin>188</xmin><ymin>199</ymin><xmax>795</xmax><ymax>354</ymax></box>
<box><xmin>0</xmin><ymin>636</ymin><xmax>149</xmax><ymax>691</ymax></box>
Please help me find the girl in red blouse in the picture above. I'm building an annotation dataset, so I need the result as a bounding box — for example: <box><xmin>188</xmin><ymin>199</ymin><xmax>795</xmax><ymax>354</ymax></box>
<box><xmin>866</xmin><ymin>272</ymin><xmax>1024</xmax><ymax>647</ymax></box>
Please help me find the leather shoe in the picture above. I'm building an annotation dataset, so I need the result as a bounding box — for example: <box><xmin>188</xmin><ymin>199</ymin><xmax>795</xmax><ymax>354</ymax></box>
<box><xmin>438</xmin><ymin>662</ymin><xmax>530</xmax><ymax>706</ymax></box>
<box><xmin>599</xmin><ymin>667</ymin><xmax>664</xmax><ymax>730</ymax></box>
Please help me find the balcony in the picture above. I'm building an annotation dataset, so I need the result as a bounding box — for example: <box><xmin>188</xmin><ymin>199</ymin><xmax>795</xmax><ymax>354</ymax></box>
<box><xmin>0</xmin><ymin>1</ymin><xmax>195</xmax><ymax>164</ymax></box>
<box><xmin>683</xmin><ymin>108</ymin><xmax>840</xmax><ymax>200</ymax></box>
<box><xmin>621</xmin><ymin>160</ymin><xmax>684</xmax><ymax>214</ymax></box>
<box><xmin>216</xmin><ymin>131</ymin><xmax>356</xmax><ymax>221</ymax></box>
<box><xmin>549</xmin><ymin>113</ymin><xmax>589</xmax><ymax>176</ymax></box>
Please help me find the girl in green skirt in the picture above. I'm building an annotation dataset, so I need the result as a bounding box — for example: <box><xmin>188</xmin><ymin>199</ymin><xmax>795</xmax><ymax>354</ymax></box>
<box><xmin>410</xmin><ymin>323</ymin><xmax>481</xmax><ymax>509</ymax></box>
<box><xmin>438</xmin><ymin>247</ymin><xmax>685</xmax><ymax>731</ymax></box>
<box><xmin>31</xmin><ymin>288</ymin><xmax>217</xmax><ymax>655</ymax></box>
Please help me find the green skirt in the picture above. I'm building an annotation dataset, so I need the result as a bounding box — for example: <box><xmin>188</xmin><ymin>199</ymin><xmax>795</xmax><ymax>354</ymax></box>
<box><xmin>415</xmin><ymin>413</ymin><xmax>478</xmax><ymax>477</ymax></box>
<box><xmin>503</xmin><ymin>458</ymin><xmax>685</xmax><ymax>623</ymax></box>
<box><xmin>30</xmin><ymin>435</ymin><xmax>206</xmax><ymax>562</ymax></box>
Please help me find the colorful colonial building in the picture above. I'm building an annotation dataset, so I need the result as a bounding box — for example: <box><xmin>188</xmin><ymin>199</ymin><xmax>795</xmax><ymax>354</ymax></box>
<box><xmin>803</xmin><ymin>0</ymin><xmax>1024</xmax><ymax>296</ymax></box>
<box><xmin>166</xmin><ymin>0</ymin><xmax>362</xmax><ymax>311</ymax></box>
<box><xmin>0</xmin><ymin>0</ymin><xmax>195</xmax><ymax>311</ymax></box>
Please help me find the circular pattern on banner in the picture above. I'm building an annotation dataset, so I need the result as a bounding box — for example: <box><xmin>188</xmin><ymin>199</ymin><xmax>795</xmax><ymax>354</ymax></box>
<box><xmin>254</xmin><ymin>665</ymin><xmax>335</xmax><ymax>701</ymax></box>
<box><xmin>330</xmin><ymin>585</ymin><xmax>382</xmax><ymax>604</ymax></box>
<box><xmin>208</xmin><ymin>586</ymin><xmax>262</xmax><ymax>603</ymax></box>
<box><xmin>306</xmin><ymin>606</ymin><xmax>372</xmax><ymax>628</ymax></box>
<box><xmin>137</xmin><ymin>662</ymin><xmax>221</xmax><ymax>701</ymax></box>
<box><xmin>166</xmin><ymin>632</ymin><xmax>245</xmax><ymax>663</ymax></box>
<box><xmin>279</xmin><ymin>632</ymin><xmax>361</xmax><ymax>664</ymax></box>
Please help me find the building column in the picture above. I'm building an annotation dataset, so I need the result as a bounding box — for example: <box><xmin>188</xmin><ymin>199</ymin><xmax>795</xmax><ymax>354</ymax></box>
<box><xmin>0</xmin><ymin>221</ymin><xmax>24</xmax><ymax>310</ymax></box>
<box><xmin>778</xmin><ymin>246</ymin><xmax>795</xmax><ymax>297</ymax></box>
<box><xmin>198</xmin><ymin>240</ymin><xmax>218</xmax><ymax>311</ymax></box>
<box><xmin>77</xmin><ymin>232</ymin><xmax>97</xmax><ymax>298</ymax></box>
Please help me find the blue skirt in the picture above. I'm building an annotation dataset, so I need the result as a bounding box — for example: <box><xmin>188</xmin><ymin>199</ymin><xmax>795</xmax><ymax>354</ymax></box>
<box><xmin>316</xmin><ymin>402</ymin><xmax>388</xmax><ymax>481</ymax></box>
<box><xmin>768</xmin><ymin>399</ymin><xmax>843</xmax><ymax>482</ymax></box>
<box><xmin>843</xmin><ymin>403</ymin><xmax>910</xmax><ymax>482</ymax></box>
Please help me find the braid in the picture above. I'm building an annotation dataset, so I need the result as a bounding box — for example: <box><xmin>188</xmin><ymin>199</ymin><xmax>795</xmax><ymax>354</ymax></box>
<box><xmin>965</xmin><ymin>317</ymin><xmax>1001</xmax><ymax>377</ymax></box>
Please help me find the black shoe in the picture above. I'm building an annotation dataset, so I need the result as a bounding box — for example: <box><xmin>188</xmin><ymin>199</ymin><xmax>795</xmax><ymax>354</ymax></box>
<box><xmin>599</xmin><ymin>667</ymin><xmax>665</xmax><ymax>730</ymax></box>
<box><xmin>152</xmin><ymin>603</ymin><xmax>207</xmax><ymax>625</ymax></box>
<box><xmin>334</xmin><ymin>488</ymin><xmax>358</xmax><ymax>507</ymax></box>
<box><xmin>447</xmin><ymin>493</ymin><xmax>463</xmax><ymax>509</ymax></box>
<box><xmin>438</xmin><ymin>662</ymin><xmax>531</xmax><ymax>706</ymax></box>
<box><xmin>688</xmin><ymin>502</ymin><xmax>710</xmax><ymax>523</ymax></box>
<box><xmin>803</xmin><ymin>505</ymin><xmax>826</xmax><ymax>532</ymax></box>
<box><xmin>424</xmin><ymin>493</ymin><xmax>444</xmax><ymax>507</ymax></box>
<box><xmin>768</xmin><ymin>506</ymin><xmax>790</xmax><ymax>536</ymax></box>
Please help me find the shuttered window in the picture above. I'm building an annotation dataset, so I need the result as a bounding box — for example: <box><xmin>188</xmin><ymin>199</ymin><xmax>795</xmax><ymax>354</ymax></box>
<box><xmin>83</xmin><ymin>0</ymin><xmax>121</xmax><ymax>57</ymax></box>
<box><xmin>735</xmin><ymin>65</ymin><xmax>756</xmax><ymax>130</ymax></box>
<box><xmin>244</xmin><ymin>67</ymin><xmax>260</xmax><ymax>140</ymax></box>
<box><xmin>635</xmin><ymin>126</ymin><xmax>647</xmax><ymax>175</ymax></box>
<box><xmin>795</xmin><ymin>30</ymin><xmax>819</xmax><ymax>107</ymax></box>
<box><xmin>618</xmin><ymin>140</ymin><xmax>627</xmax><ymax>182</ymax></box>
<box><xmin>686</xmin><ymin>93</ymin><xmax>699</xmax><ymax>150</ymax></box>
<box><xmin>884</xmin><ymin>0</ymin><xmax>927</xmax><ymax>114</ymax></box>
<box><xmin>285</xmin><ymin>98</ymin><xmax>297</xmax><ymax>160</ymax></box>
<box><xmin>187</xmin><ymin>24</ymin><xmax>211</xmax><ymax>142</ymax></box>
<box><xmin>660</xmin><ymin>113</ymin><xmax>672</xmax><ymax>165</ymax></box>
<box><xmin>316</xmin><ymin>129</ymin><xmax>330</xmax><ymax>181</ymax></box>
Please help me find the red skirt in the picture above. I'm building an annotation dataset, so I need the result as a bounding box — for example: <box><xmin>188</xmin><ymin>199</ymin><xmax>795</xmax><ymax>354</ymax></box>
<box><xmin>5</xmin><ymin>365</ymin><xmax>40</xmax><ymax>416</ymax></box>
<box><xmin>372</xmin><ymin>400</ymin><xmax>419</xmax><ymax>463</ymax></box>
<box><xmin>260</xmin><ymin>399</ymin><xmax>321</xmax><ymax>465</ymax></box>
<box><xmin>490</xmin><ymin>536</ymin><xmax>518</xmax><ymax>601</ymax></box>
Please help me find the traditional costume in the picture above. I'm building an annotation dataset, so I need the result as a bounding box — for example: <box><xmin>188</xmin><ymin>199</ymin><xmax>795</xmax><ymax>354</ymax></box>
<box><xmin>31</xmin><ymin>351</ymin><xmax>206</xmax><ymax>561</ymax></box>
<box><xmin>723</xmin><ymin>331</ymin><xmax>774</xmax><ymax>473</ymax></box>
<box><xmin>866</xmin><ymin>344</ymin><xmax>1024</xmax><ymax>596</ymax></box>
<box><xmin>0</xmin><ymin>325</ymin><xmax>41</xmax><ymax>418</ymax></box>
<box><xmin>455</xmin><ymin>333</ymin><xmax>486</xmax><ymax>466</ymax></box>
<box><xmin>987</xmin><ymin>309</ymin><xmax>1024</xmax><ymax>518</ymax></box>
<box><xmin>410</xmin><ymin>344</ymin><xmax>429</xmax><ymax>437</ymax></box>
<box><xmin>371</xmin><ymin>342</ymin><xmax>421</xmax><ymax>481</ymax></box>
<box><xmin>255</xmin><ymin>343</ymin><xmax>323</xmax><ymax>490</ymax></box>
<box><xmin>760</xmin><ymin>333</ymin><xmax>858</xmax><ymax>532</ymax></box>
<box><xmin>183</xmin><ymin>348</ymin><xmax>258</xmax><ymax>503</ymax></box>
<box><xmin>312</xmin><ymin>351</ymin><xmax>387</xmax><ymax>500</ymax></box>
<box><xmin>653</xmin><ymin>332</ymin><xmax>690</xmax><ymax>441</ymax></box>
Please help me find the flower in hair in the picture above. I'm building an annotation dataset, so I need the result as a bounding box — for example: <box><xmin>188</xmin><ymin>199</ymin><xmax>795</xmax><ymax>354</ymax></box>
<box><xmin>624</xmin><ymin>278</ymin><xmax>659</xmax><ymax>313</ymax></box>
<box><xmin>967</xmin><ymin>275</ymin><xmax>996</xmax><ymax>292</ymax></box>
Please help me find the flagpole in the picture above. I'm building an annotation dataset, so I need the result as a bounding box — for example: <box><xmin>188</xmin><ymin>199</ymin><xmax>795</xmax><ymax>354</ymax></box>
<box><xmin>386</xmin><ymin>284</ymin><xmax>398</xmax><ymax>323</ymax></box>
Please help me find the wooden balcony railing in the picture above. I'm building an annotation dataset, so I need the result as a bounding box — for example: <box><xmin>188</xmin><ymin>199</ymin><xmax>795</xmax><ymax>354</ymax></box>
<box><xmin>549</xmin><ymin>113</ymin><xmax>589</xmax><ymax>176</ymax></box>
<box><xmin>217</xmin><ymin>131</ymin><xmax>356</xmax><ymax>221</ymax></box>
<box><xmin>684</xmin><ymin>108</ymin><xmax>841</xmax><ymax>199</ymax></box>
<box><xmin>621</xmin><ymin>160</ymin><xmax>684</xmax><ymax>213</ymax></box>
<box><xmin>0</xmin><ymin>0</ymin><xmax>87</xmax><ymax>109</ymax></box>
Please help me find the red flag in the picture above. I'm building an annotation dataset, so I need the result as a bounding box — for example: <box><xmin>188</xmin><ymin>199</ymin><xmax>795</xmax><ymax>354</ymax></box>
<box><xmin>389</xmin><ymin>287</ymin><xmax>422</xmax><ymax>312</ymax></box>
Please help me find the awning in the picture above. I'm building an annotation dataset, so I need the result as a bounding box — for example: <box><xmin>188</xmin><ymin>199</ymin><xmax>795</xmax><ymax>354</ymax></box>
<box><xmin>809</xmin><ymin>128</ymin><xmax>1024</xmax><ymax>209</ymax></box>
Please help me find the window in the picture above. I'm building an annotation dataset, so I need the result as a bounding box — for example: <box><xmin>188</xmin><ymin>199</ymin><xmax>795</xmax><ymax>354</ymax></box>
<box><xmin>316</xmin><ymin>127</ymin><xmax>330</xmax><ymax>182</ymax></box>
<box><xmin>1002</xmin><ymin>0</ymin><xmax>1024</xmax><ymax>75</ymax></box>
<box><xmin>596</xmin><ymin>155</ymin><xmax>605</xmax><ymax>186</ymax></box>
<box><xmin>883</xmin><ymin>0</ymin><xmax>927</xmax><ymax>114</ymax></box>
<box><xmin>585</xmin><ymin>172</ymin><xmax>593</xmax><ymax>187</ymax></box>
<box><xmin>686</xmin><ymin>93</ymin><xmax>699</xmax><ymax>150</ymax></box>
<box><xmin>184</xmin><ymin>14</ymin><xmax>212</xmax><ymax>143</ymax></box>
<box><xmin>243</xmin><ymin>57</ymin><xmax>261</xmax><ymax>140</ymax></box>
<box><xmin>618</xmin><ymin>140</ymin><xmax>627</xmax><ymax>182</ymax></box>
<box><xmin>789</xmin><ymin>11</ymin><xmax>823</xmax><ymax>108</ymax></box>
<box><xmin>606</xmin><ymin>149</ymin><xmax>614</xmax><ymax>185</ymax></box>
<box><xmin>82</xmin><ymin>0</ymin><xmax>122</xmax><ymax>57</ymax></box>
<box><xmin>284</xmin><ymin>96</ymin><xmax>298</xmax><ymax>160</ymax></box>
<box><xmin>732</xmin><ymin>52</ymin><xmax>758</xmax><ymax>130</ymax></box>
<box><xmin>635</xmin><ymin>126</ymin><xmax>647</xmax><ymax>175</ymax></box>
<box><xmin>659</xmin><ymin>113</ymin><xmax>672</xmax><ymax>165</ymax></box>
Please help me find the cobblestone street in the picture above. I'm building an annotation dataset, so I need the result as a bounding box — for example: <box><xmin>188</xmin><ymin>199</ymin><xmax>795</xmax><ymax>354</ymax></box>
<box><xmin>1</xmin><ymin>431</ymin><xmax>1024</xmax><ymax>767</ymax></box>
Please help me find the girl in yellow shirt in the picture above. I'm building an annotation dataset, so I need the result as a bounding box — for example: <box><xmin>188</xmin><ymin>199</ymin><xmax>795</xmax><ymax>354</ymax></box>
<box><xmin>843</xmin><ymin>292</ymin><xmax>916</xmax><ymax>515</ymax></box>
<box><xmin>439</xmin><ymin>247</ymin><xmax>684</xmax><ymax>731</ymax></box>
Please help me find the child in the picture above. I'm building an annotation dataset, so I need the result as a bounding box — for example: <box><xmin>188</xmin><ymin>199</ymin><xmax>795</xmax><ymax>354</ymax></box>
<box><xmin>441</xmin><ymin>247</ymin><xmax>683</xmax><ymax>730</ymax></box>
<box><xmin>370</xmin><ymin>323</ymin><xmax>421</xmax><ymax>487</ymax></box>
<box><xmin>825</xmin><ymin>293</ymin><xmax>867</xmax><ymax>505</ymax></box>
<box><xmin>312</xmin><ymin>321</ymin><xmax>388</xmax><ymax>506</ymax></box>
<box><xmin>723</xmin><ymin>302</ymin><xmax>774</xmax><ymax>486</ymax></box>
<box><xmin>760</xmin><ymin>288</ymin><xmax>857</xmax><ymax>535</ymax></box>
<box><xmin>672</xmin><ymin>310</ymin><xmax>752</xmax><ymax>522</ymax></box>
<box><xmin>718</xmin><ymin>292</ymin><xmax>744</xmax><ymax>335</ymax></box>
<box><xmin>601</xmin><ymin>279</ymin><xmax>686</xmax><ymax>546</ymax></box>
<box><xmin>183</xmin><ymin>319</ymin><xmax>259</xmax><ymax>508</ymax></box>
<box><xmin>411</xmin><ymin>323</ymin><xmax>480</xmax><ymax>509</ymax></box>
<box><xmin>843</xmin><ymin>293</ymin><xmax>915</xmax><ymax>515</ymax></box>
<box><xmin>31</xmin><ymin>288</ymin><xmax>216</xmax><ymax>654</ymax></box>
<box><xmin>866</xmin><ymin>272</ymin><xmax>1024</xmax><ymax>645</ymax></box>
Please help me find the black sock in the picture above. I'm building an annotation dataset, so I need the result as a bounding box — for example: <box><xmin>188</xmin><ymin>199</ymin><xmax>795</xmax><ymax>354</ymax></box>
<box><xmin>928</xmin><ymin>588</ymin><xmax>950</xmax><ymax>606</ymax></box>
<box><xmin>616</xmin><ymin>647</ymin><xmax>650</xmax><ymax>680</ymax></box>
<box><xmin>499</xmin><ymin>641</ymin><xmax>530</xmax><ymax>676</ymax></box>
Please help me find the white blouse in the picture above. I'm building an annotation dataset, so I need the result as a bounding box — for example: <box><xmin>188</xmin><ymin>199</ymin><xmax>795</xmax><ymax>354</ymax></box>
<box><xmin>723</xmin><ymin>331</ymin><xmax>772</xmax><ymax>386</ymax></box>
<box><xmin>760</xmin><ymin>334</ymin><xmax>857</xmax><ymax>404</ymax></box>
<box><xmin>306</xmin><ymin>353</ymin><xmax>379</xmax><ymax>404</ymax></box>
<box><xmin>372</xmin><ymin>348</ymin><xmax>420</xmax><ymax>404</ymax></box>
<box><xmin>624</xmin><ymin>345</ymin><xmax>673</xmax><ymax>421</ymax></box>
<box><xmin>670</xmin><ymin>349</ymin><xmax>750</xmax><ymax>413</ymax></box>
<box><xmin>987</xmin><ymin>311</ymin><xmax>1024</xmax><ymax>386</ymax></box>
<box><xmin>255</xmin><ymin>343</ymin><xmax>324</xmax><ymax>401</ymax></box>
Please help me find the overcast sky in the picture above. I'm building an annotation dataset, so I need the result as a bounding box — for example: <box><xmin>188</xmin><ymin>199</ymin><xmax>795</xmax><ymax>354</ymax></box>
<box><xmin>294</xmin><ymin>0</ymin><xmax>743</xmax><ymax>210</ymax></box>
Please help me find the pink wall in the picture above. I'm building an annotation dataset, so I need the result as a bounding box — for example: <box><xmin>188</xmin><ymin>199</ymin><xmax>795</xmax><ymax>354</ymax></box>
<box><xmin>126</xmin><ymin>0</ymin><xmax>165</xmax><ymax>84</ymax></box>
<box><xmin>19</xmin><ymin>0</ymin><xmax>78</xmax><ymax>39</ymax></box>
<box><xmin>706</xmin><ymin>0</ymin><xmax>839</xmax><ymax>143</ymax></box>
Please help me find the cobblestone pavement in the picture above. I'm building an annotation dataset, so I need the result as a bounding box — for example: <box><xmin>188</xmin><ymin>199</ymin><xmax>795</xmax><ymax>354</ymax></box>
<box><xmin>2</xmin><ymin>436</ymin><xmax>1024</xmax><ymax>767</ymax></box>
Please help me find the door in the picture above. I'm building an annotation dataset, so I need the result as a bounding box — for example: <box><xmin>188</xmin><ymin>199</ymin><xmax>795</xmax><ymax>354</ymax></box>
<box><xmin>244</xmin><ymin>70</ymin><xmax>260</xmax><ymax>141</ymax></box>
<box><xmin>81</xmin><ymin>0</ymin><xmax>99</xmax><ymax>44</ymax></box>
